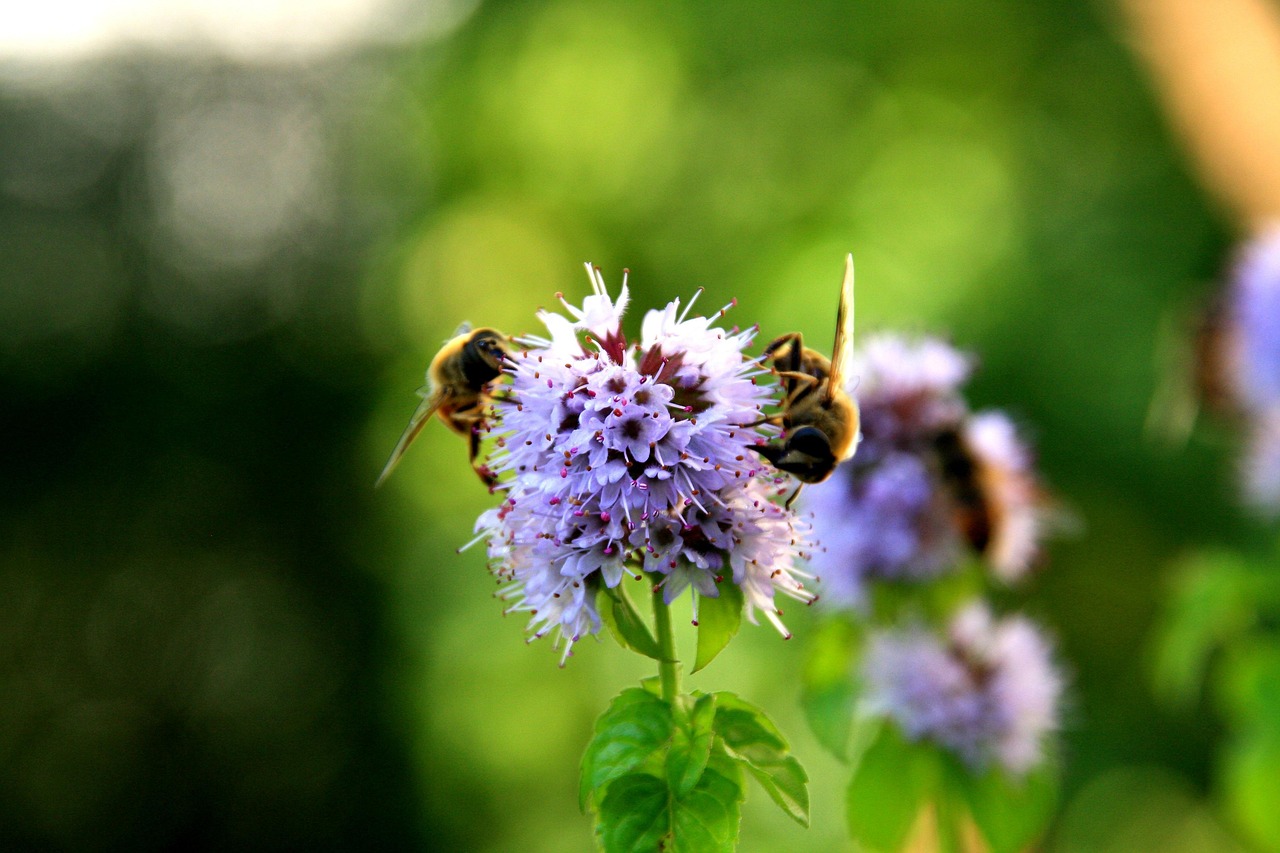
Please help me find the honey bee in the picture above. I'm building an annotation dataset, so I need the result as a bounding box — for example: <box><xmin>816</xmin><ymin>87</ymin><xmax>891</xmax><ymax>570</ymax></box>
<box><xmin>755</xmin><ymin>254</ymin><xmax>861</xmax><ymax>504</ymax></box>
<box><xmin>932</xmin><ymin>414</ymin><xmax>1052</xmax><ymax>580</ymax></box>
<box><xmin>933</xmin><ymin>425</ymin><xmax>992</xmax><ymax>554</ymax></box>
<box><xmin>376</xmin><ymin>324</ymin><xmax>511</xmax><ymax>488</ymax></box>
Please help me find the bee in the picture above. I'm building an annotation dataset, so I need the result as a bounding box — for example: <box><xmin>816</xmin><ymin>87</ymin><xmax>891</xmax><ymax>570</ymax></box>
<box><xmin>933</xmin><ymin>425</ymin><xmax>992</xmax><ymax>555</ymax></box>
<box><xmin>376</xmin><ymin>324</ymin><xmax>511</xmax><ymax>488</ymax></box>
<box><xmin>755</xmin><ymin>254</ymin><xmax>861</xmax><ymax>505</ymax></box>
<box><xmin>932</xmin><ymin>413</ymin><xmax>1057</xmax><ymax>580</ymax></box>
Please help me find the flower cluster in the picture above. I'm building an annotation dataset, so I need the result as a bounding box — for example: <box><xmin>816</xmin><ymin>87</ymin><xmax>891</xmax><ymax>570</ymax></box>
<box><xmin>1202</xmin><ymin>227</ymin><xmax>1280</xmax><ymax>513</ymax></box>
<box><xmin>477</xmin><ymin>265</ymin><xmax>815</xmax><ymax>663</ymax></box>
<box><xmin>861</xmin><ymin>603</ymin><xmax>1061</xmax><ymax>775</ymax></box>
<box><xmin>802</xmin><ymin>333</ymin><xmax>1047</xmax><ymax>607</ymax></box>
<box><xmin>789</xmin><ymin>330</ymin><xmax>1063</xmax><ymax>777</ymax></box>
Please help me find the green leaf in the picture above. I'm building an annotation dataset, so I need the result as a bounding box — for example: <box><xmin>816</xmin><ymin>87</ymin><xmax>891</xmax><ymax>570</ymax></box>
<box><xmin>667</xmin><ymin>693</ymin><xmax>717</xmax><ymax>797</ymax></box>
<box><xmin>1152</xmin><ymin>551</ymin><xmax>1255</xmax><ymax>707</ymax></box>
<box><xmin>1214</xmin><ymin>638</ymin><xmax>1280</xmax><ymax>729</ymax></box>
<box><xmin>800</xmin><ymin>617</ymin><xmax>861</xmax><ymax>760</ymax></box>
<box><xmin>712</xmin><ymin>691</ymin><xmax>810</xmax><ymax>826</ymax></box>
<box><xmin>599</xmin><ymin>583</ymin><xmax>663</xmax><ymax>661</ymax></box>
<box><xmin>953</xmin><ymin>758</ymin><xmax>1059</xmax><ymax>853</ymax></box>
<box><xmin>1223</xmin><ymin>728</ymin><xmax>1280</xmax><ymax>853</ymax></box>
<box><xmin>692</xmin><ymin>582</ymin><xmax>743</xmax><ymax>673</ymax></box>
<box><xmin>580</xmin><ymin>688</ymin><xmax>673</xmax><ymax>811</ymax></box>
<box><xmin>846</xmin><ymin>722</ymin><xmax>935</xmax><ymax>851</ymax></box>
<box><xmin>595</xmin><ymin>773</ymin><xmax>668</xmax><ymax>853</ymax></box>
<box><xmin>596</xmin><ymin>759</ymin><xmax>745</xmax><ymax>853</ymax></box>
<box><xmin>671</xmin><ymin>757</ymin><xmax>746</xmax><ymax>853</ymax></box>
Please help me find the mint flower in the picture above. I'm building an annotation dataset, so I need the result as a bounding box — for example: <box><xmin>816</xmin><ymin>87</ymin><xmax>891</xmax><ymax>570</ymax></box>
<box><xmin>1208</xmin><ymin>228</ymin><xmax>1280</xmax><ymax>512</ymax></box>
<box><xmin>477</xmin><ymin>265</ymin><xmax>815</xmax><ymax>663</ymax></box>
<box><xmin>802</xmin><ymin>333</ymin><xmax>1047</xmax><ymax>606</ymax></box>
<box><xmin>862</xmin><ymin>603</ymin><xmax>1062</xmax><ymax>775</ymax></box>
<box><xmin>1226</xmin><ymin>228</ymin><xmax>1280</xmax><ymax>412</ymax></box>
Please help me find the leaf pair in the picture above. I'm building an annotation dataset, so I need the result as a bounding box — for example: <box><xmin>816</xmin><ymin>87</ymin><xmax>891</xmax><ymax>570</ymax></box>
<box><xmin>598</xmin><ymin>581</ymin><xmax>744</xmax><ymax>673</ymax></box>
<box><xmin>845</xmin><ymin>721</ymin><xmax>1058</xmax><ymax>853</ymax></box>
<box><xmin>581</xmin><ymin>687</ymin><xmax>810</xmax><ymax>853</ymax></box>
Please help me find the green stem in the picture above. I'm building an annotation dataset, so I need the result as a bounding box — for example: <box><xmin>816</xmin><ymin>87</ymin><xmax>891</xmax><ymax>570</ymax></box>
<box><xmin>933</xmin><ymin>791</ymin><xmax>962</xmax><ymax>853</ymax></box>
<box><xmin>652</xmin><ymin>585</ymin><xmax>681</xmax><ymax>704</ymax></box>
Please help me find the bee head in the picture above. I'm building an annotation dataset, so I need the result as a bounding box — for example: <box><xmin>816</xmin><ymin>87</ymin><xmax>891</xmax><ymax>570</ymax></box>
<box><xmin>471</xmin><ymin>328</ymin><xmax>510</xmax><ymax>365</ymax></box>
<box><xmin>753</xmin><ymin>425</ymin><xmax>837</xmax><ymax>483</ymax></box>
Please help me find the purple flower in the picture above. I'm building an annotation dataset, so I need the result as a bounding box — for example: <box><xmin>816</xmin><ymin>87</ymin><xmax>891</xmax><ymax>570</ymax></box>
<box><xmin>862</xmin><ymin>603</ymin><xmax>1062</xmax><ymax>775</ymax></box>
<box><xmin>803</xmin><ymin>333</ymin><xmax>1047</xmax><ymax>606</ymax></box>
<box><xmin>804</xmin><ymin>449</ymin><xmax>961</xmax><ymax>606</ymax></box>
<box><xmin>1227</xmin><ymin>230</ymin><xmax>1280</xmax><ymax>411</ymax></box>
<box><xmin>477</xmin><ymin>265</ymin><xmax>815</xmax><ymax>663</ymax></box>
<box><xmin>1207</xmin><ymin>229</ymin><xmax>1280</xmax><ymax>514</ymax></box>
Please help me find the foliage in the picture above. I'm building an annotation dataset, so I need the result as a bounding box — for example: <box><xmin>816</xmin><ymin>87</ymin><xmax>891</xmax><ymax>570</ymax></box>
<box><xmin>1153</xmin><ymin>545</ymin><xmax>1280</xmax><ymax>851</ymax></box>
<box><xmin>583</xmin><ymin>687</ymin><xmax>808</xmax><ymax>852</ymax></box>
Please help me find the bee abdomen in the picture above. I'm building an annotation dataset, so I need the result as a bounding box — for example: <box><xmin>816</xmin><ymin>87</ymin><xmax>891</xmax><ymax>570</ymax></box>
<box><xmin>934</xmin><ymin>428</ymin><xmax>993</xmax><ymax>553</ymax></box>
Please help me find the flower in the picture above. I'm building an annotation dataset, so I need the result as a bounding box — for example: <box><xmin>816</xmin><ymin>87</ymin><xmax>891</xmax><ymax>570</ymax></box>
<box><xmin>802</xmin><ymin>333</ymin><xmax>1047</xmax><ymax>606</ymax></box>
<box><xmin>1203</xmin><ymin>228</ymin><xmax>1280</xmax><ymax>513</ymax></box>
<box><xmin>853</xmin><ymin>333</ymin><xmax>973</xmax><ymax>441</ymax></box>
<box><xmin>478</xmin><ymin>264</ymin><xmax>816</xmax><ymax>663</ymax></box>
<box><xmin>862</xmin><ymin>602</ymin><xmax>1062</xmax><ymax>775</ymax></box>
<box><xmin>1243</xmin><ymin>411</ymin><xmax>1280</xmax><ymax>511</ymax></box>
<box><xmin>1224</xmin><ymin>228</ymin><xmax>1280</xmax><ymax>413</ymax></box>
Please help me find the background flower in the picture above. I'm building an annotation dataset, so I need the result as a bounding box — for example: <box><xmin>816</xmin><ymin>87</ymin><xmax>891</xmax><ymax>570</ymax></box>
<box><xmin>1201</xmin><ymin>228</ymin><xmax>1280</xmax><ymax>514</ymax></box>
<box><xmin>803</xmin><ymin>333</ymin><xmax>1047</xmax><ymax>607</ymax></box>
<box><xmin>862</xmin><ymin>603</ymin><xmax>1062</xmax><ymax>775</ymax></box>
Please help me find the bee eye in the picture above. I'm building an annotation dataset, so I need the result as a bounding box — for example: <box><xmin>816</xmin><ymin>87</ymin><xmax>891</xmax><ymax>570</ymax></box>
<box><xmin>788</xmin><ymin>426</ymin><xmax>832</xmax><ymax>457</ymax></box>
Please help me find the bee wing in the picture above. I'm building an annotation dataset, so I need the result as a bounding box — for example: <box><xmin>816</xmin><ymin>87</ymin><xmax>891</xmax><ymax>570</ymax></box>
<box><xmin>825</xmin><ymin>253</ymin><xmax>856</xmax><ymax>403</ymax></box>
<box><xmin>375</xmin><ymin>389</ymin><xmax>444</xmax><ymax>487</ymax></box>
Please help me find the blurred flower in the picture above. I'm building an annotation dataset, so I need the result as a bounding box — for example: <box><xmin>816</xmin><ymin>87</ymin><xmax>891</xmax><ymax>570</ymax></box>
<box><xmin>862</xmin><ymin>602</ymin><xmax>1062</xmax><ymax>775</ymax></box>
<box><xmin>1202</xmin><ymin>227</ymin><xmax>1280</xmax><ymax>513</ymax></box>
<box><xmin>478</xmin><ymin>265</ymin><xmax>815</xmax><ymax>663</ymax></box>
<box><xmin>803</xmin><ymin>333</ymin><xmax>1047</xmax><ymax>606</ymax></box>
<box><xmin>1226</xmin><ymin>230</ymin><xmax>1280</xmax><ymax>411</ymax></box>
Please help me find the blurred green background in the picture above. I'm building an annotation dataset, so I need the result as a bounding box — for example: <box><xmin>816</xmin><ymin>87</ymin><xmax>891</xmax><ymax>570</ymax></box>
<box><xmin>1</xmin><ymin>0</ymin><xmax>1266</xmax><ymax>849</ymax></box>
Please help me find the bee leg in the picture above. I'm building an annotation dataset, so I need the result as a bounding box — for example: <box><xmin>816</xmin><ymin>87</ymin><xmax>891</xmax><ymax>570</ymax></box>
<box><xmin>762</xmin><ymin>332</ymin><xmax>805</xmax><ymax>365</ymax></box>
<box><xmin>467</xmin><ymin>420</ymin><xmax>499</xmax><ymax>489</ymax></box>
<box><xmin>763</xmin><ymin>333</ymin><xmax>805</xmax><ymax>388</ymax></box>
<box><xmin>474</xmin><ymin>463</ymin><xmax>498</xmax><ymax>490</ymax></box>
<box><xmin>743</xmin><ymin>413</ymin><xmax>785</xmax><ymax>428</ymax></box>
<box><xmin>750</xmin><ymin>369</ymin><xmax>821</xmax><ymax>429</ymax></box>
<box><xmin>772</xmin><ymin>370</ymin><xmax>822</xmax><ymax>406</ymax></box>
<box><xmin>783</xmin><ymin>483</ymin><xmax>804</xmax><ymax>510</ymax></box>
